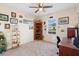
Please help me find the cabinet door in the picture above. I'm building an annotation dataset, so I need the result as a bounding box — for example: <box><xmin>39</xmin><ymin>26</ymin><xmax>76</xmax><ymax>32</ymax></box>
<box><xmin>72</xmin><ymin>49</ymin><xmax>79</xmax><ymax>56</ymax></box>
<box><xmin>67</xmin><ymin>28</ymin><xmax>75</xmax><ymax>38</ymax></box>
<box><xmin>59</xmin><ymin>45</ymin><xmax>73</xmax><ymax>56</ymax></box>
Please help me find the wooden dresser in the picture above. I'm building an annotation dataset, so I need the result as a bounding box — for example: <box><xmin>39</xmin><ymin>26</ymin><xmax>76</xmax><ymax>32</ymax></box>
<box><xmin>59</xmin><ymin>38</ymin><xmax>79</xmax><ymax>56</ymax></box>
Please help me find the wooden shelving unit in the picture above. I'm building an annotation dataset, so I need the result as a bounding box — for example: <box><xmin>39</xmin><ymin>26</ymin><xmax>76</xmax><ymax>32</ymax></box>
<box><xmin>34</xmin><ymin>20</ymin><xmax>43</xmax><ymax>40</ymax></box>
<box><xmin>11</xmin><ymin>25</ymin><xmax>20</xmax><ymax>48</ymax></box>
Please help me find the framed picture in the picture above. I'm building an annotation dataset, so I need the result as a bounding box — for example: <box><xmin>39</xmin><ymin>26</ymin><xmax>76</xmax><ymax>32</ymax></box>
<box><xmin>10</xmin><ymin>18</ymin><xmax>18</xmax><ymax>24</ymax></box>
<box><xmin>23</xmin><ymin>19</ymin><xmax>32</xmax><ymax>24</ymax></box>
<box><xmin>44</xmin><ymin>21</ymin><xmax>46</xmax><ymax>25</ymax></box>
<box><xmin>19</xmin><ymin>20</ymin><xmax>22</xmax><ymax>23</ymax></box>
<box><xmin>0</xmin><ymin>22</ymin><xmax>1</xmax><ymax>25</ymax></box>
<box><xmin>58</xmin><ymin>17</ymin><xmax>69</xmax><ymax>25</ymax></box>
<box><xmin>5</xmin><ymin>24</ymin><xmax>10</xmax><ymax>29</ymax></box>
<box><xmin>0</xmin><ymin>14</ymin><xmax>9</xmax><ymax>21</ymax></box>
<box><xmin>11</xmin><ymin>12</ymin><xmax>16</xmax><ymax>17</ymax></box>
<box><xmin>29</xmin><ymin>25</ymin><xmax>33</xmax><ymax>30</ymax></box>
<box><xmin>48</xmin><ymin>18</ymin><xmax>56</xmax><ymax>34</ymax></box>
<box><xmin>19</xmin><ymin>15</ymin><xmax>23</xmax><ymax>18</ymax></box>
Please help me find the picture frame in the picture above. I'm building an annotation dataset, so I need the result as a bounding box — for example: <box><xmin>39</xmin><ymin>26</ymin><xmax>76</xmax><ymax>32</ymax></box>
<box><xmin>48</xmin><ymin>18</ymin><xmax>56</xmax><ymax>34</ymax></box>
<box><xmin>19</xmin><ymin>20</ymin><xmax>22</xmax><ymax>23</ymax></box>
<box><xmin>29</xmin><ymin>25</ymin><xmax>33</xmax><ymax>30</ymax></box>
<box><xmin>44</xmin><ymin>21</ymin><xmax>46</xmax><ymax>25</ymax></box>
<box><xmin>23</xmin><ymin>19</ymin><xmax>32</xmax><ymax>24</ymax></box>
<box><xmin>11</xmin><ymin>12</ymin><xmax>16</xmax><ymax>17</ymax></box>
<box><xmin>19</xmin><ymin>15</ymin><xmax>23</xmax><ymax>18</ymax></box>
<box><xmin>58</xmin><ymin>17</ymin><xmax>69</xmax><ymax>25</ymax></box>
<box><xmin>10</xmin><ymin>18</ymin><xmax>18</xmax><ymax>24</ymax></box>
<box><xmin>5</xmin><ymin>24</ymin><xmax>10</xmax><ymax>29</ymax></box>
<box><xmin>0</xmin><ymin>14</ymin><xmax>9</xmax><ymax>21</ymax></box>
<box><xmin>0</xmin><ymin>22</ymin><xmax>1</xmax><ymax>25</ymax></box>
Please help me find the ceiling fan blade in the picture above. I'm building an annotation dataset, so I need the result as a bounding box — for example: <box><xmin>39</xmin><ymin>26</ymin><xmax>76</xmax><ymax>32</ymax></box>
<box><xmin>38</xmin><ymin>3</ymin><xmax>43</xmax><ymax>8</ymax></box>
<box><xmin>43</xmin><ymin>6</ymin><xmax>53</xmax><ymax>8</ymax></box>
<box><xmin>29</xmin><ymin>6</ymin><xmax>38</xmax><ymax>8</ymax></box>
<box><xmin>35</xmin><ymin>9</ymin><xmax>39</xmax><ymax>13</ymax></box>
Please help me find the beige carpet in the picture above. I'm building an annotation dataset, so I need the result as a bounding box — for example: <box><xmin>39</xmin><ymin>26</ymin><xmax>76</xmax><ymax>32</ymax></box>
<box><xmin>0</xmin><ymin>40</ymin><xmax>58</xmax><ymax>56</ymax></box>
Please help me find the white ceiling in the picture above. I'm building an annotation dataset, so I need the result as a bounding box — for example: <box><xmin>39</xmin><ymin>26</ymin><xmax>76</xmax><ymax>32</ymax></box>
<box><xmin>2</xmin><ymin>3</ymin><xmax>79</xmax><ymax>18</ymax></box>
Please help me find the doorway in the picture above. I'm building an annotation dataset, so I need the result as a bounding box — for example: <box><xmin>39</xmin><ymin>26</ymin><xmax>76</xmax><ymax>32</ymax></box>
<box><xmin>34</xmin><ymin>20</ymin><xmax>43</xmax><ymax>40</ymax></box>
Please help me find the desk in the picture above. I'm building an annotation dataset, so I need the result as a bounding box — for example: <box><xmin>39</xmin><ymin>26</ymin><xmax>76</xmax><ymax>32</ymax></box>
<box><xmin>59</xmin><ymin>38</ymin><xmax>79</xmax><ymax>56</ymax></box>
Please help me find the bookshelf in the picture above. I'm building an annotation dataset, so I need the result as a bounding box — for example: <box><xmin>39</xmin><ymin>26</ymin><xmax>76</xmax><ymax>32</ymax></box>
<box><xmin>11</xmin><ymin>25</ymin><xmax>20</xmax><ymax>48</ymax></box>
<box><xmin>34</xmin><ymin>20</ymin><xmax>43</xmax><ymax>40</ymax></box>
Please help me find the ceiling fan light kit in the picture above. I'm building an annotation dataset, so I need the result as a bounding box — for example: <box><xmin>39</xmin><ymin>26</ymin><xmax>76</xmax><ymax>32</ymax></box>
<box><xmin>29</xmin><ymin>3</ymin><xmax>53</xmax><ymax>13</ymax></box>
<box><xmin>39</xmin><ymin>8</ymin><xmax>43</xmax><ymax>11</ymax></box>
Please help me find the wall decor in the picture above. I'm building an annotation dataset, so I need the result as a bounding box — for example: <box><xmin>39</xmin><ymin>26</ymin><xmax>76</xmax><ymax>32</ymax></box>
<box><xmin>5</xmin><ymin>24</ymin><xmax>10</xmax><ymax>29</ymax></box>
<box><xmin>49</xmin><ymin>16</ymin><xmax>53</xmax><ymax>18</ymax></box>
<box><xmin>61</xmin><ymin>29</ymin><xmax>64</xmax><ymax>32</ymax></box>
<box><xmin>0</xmin><ymin>23</ymin><xmax>1</xmax><ymax>26</ymax></box>
<box><xmin>11</xmin><ymin>12</ymin><xmax>16</xmax><ymax>17</ymax></box>
<box><xmin>10</xmin><ymin>18</ymin><xmax>18</xmax><ymax>24</ymax></box>
<box><xmin>19</xmin><ymin>15</ymin><xmax>23</xmax><ymax>18</ymax></box>
<box><xmin>0</xmin><ymin>14</ymin><xmax>9</xmax><ymax>21</ymax></box>
<box><xmin>47</xmin><ymin>18</ymin><xmax>57</xmax><ymax>34</ymax></box>
<box><xmin>44</xmin><ymin>21</ymin><xmax>46</xmax><ymax>25</ymax></box>
<box><xmin>19</xmin><ymin>20</ymin><xmax>22</xmax><ymax>23</ymax></box>
<box><xmin>23</xmin><ymin>19</ymin><xmax>32</xmax><ymax>24</ymax></box>
<box><xmin>29</xmin><ymin>25</ymin><xmax>33</xmax><ymax>30</ymax></box>
<box><xmin>58</xmin><ymin>17</ymin><xmax>69</xmax><ymax>25</ymax></box>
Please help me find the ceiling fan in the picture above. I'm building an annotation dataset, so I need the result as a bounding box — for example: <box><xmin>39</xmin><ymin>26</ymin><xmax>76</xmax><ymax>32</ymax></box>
<box><xmin>29</xmin><ymin>3</ymin><xmax>53</xmax><ymax>13</ymax></box>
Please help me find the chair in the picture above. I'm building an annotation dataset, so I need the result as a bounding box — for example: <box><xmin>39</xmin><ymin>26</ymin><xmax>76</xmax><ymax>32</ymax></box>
<box><xmin>56</xmin><ymin>36</ymin><xmax>61</xmax><ymax>48</ymax></box>
<box><xmin>56</xmin><ymin>36</ymin><xmax>61</xmax><ymax>54</ymax></box>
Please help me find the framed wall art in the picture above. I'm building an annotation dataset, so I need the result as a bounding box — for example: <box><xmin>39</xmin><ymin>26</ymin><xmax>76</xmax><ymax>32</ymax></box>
<box><xmin>19</xmin><ymin>20</ymin><xmax>22</xmax><ymax>23</ymax></box>
<box><xmin>10</xmin><ymin>18</ymin><xmax>18</xmax><ymax>24</ymax></box>
<box><xmin>47</xmin><ymin>18</ymin><xmax>57</xmax><ymax>34</ymax></box>
<box><xmin>0</xmin><ymin>14</ymin><xmax>9</xmax><ymax>21</ymax></box>
<box><xmin>11</xmin><ymin>12</ymin><xmax>16</xmax><ymax>17</ymax></box>
<box><xmin>44</xmin><ymin>21</ymin><xmax>46</xmax><ymax>25</ymax></box>
<box><xmin>5</xmin><ymin>24</ymin><xmax>10</xmax><ymax>29</ymax></box>
<box><xmin>58</xmin><ymin>17</ymin><xmax>69</xmax><ymax>25</ymax></box>
<box><xmin>29</xmin><ymin>25</ymin><xmax>33</xmax><ymax>30</ymax></box>
<box><xmin>19</xmin><ymin>15</ymin><xmax>23</xmax><ymax>18</ymax></box>
<box><xmin>0</xmin><ymin>22</ymin><xmax>1</xmax><ymax>25</ymax></box>
<box><xmin>23</xmin><ymin>19</ymin><xmax>32</xmax><ymax>24</ymax></box>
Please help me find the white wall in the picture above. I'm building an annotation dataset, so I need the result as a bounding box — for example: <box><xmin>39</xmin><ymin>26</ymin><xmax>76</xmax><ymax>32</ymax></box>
<box><xmin>18</xmin><ymin>20</ymin><xmax>33</xmax><ymax>45</ymax></box>
<box><xmin>42</xmin><ymin>7</ymin><xmax>78</xmax><ymax>43</ymax></box>
<box><xmin>0</xmin><ymin>4</ymin><xmax>34</xmax><ymax>49</ymax></box>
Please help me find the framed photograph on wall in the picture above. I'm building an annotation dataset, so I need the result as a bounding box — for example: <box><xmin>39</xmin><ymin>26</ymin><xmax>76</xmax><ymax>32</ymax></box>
<box><xmin>5</xmin><ymin>24</ymin><xmax>10</xmax><ymax>29</ymax></box>
<box><xmin>10</xmin><ymin>18</ymin><xmax>18</xmax><ymax>24</ymax></box>
<box><xmin>58</xmin><ymin>17</ymin><xmax>69</xmax><ymax>25</ymax></box>
<box><xmin>48</xmin><ymin>18</ymin><xmax>57</xmax><ymax>34</ymax></box>
<box><xmin>19</xmin><ymin>15</ymin><xmax>23</xmax><ymax>18</ymax></box>
<box><xmin>0</xmin><ymin>22</ymin><xmax>1</xmax><ymax>26</ymax></box>
<box><xmin>11</xmin><ymin>12</ymin><xmax>16</xmax><ymax>17</ymax></box>
<box><xmin>19</xmin><ymin>20</ymin><xmax>22</xmax><ymax>23</ymax></box>
<box><xmin>29</xmin><ymin>25</ymin><xmax>33</xmax><ymax>30</ymax></box>
<box><xmin>23</xmin><ymin>19</ymin><xmax>32</xmax><ymax>24</ymax></box>
<box><xmin>0</xmin><ymin>14</ymin><xmax>9</xmax><ymax>21</ymax></box>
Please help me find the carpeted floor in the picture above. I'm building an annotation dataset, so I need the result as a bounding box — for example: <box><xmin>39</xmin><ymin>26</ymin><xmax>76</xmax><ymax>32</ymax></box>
<box><xmin>0</xmin><ymin>40</ymin><xmax>58</xmax><ymax>56</ymax></box>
